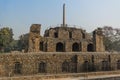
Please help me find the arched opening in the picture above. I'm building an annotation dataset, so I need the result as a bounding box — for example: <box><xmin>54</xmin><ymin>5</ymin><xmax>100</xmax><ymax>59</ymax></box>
<box><xmin>62</xmin><ymin>61</ymin><xmax>70</xmax><ymax>72</ymax></box>
<box><xmin>83</xmin><ymin>60</ymin><xmax>95</xmax><ymax>72</ymax></box>
<box><xmin>83</xmin><ymin>61</ymin><xmax>90</xmax><ymax>72</ymax></box>
<box><xmin>14</xmin><ymin>62</ymin><xmax>22</xmax><ymax>74</ymax></box>
<box><xmin>56</xmin><ymin>42</ymin><xmax>64</xmax><ymax>52</ymax></box>
<box><xmin>38</xmin><ymin>62</ymin><xmax>46</xmax><ymax>73</ymax></box>
<box><xmin>40</xmin><ymin>42</ymin><xmax>44</xmax><ymax>51</ymax></box>
<box><xmin>72</xmin><ymin>43</ymin><xmax>79</xmax><ymax>52</ymax></box>
<box><xmin>102</xmin><ymin>61</ymin><xmax>110</xmax><ymax>71</ymax></box>
<box><xmin>117</xmin><ymin>60</ymin><xmax>120</xmax><ymax>69</ymax></box>
<box><xmin>70</xmin><ymin>55</ymin><xmax>77</xmax><ymax>73</ymax></box>
<box><xmin>87</xmin><ymin>43</ymin><xmax>94</xmax><ymax>52</ymax></box>
<box><xmin>54</xmin><ymin>32</ymin><xmax>58</xmax><ymax>38</ymax></box>
<box><xmin>45</xmin><ymin>42</ymin><xmax>47</xmax><ymax>52</ymax></box>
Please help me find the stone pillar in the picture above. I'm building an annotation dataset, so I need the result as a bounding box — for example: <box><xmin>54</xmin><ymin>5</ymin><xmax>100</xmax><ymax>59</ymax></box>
<box><xmin>63</xmin><ymin>3</ymin><xmax>65</xmax><ymax>27</ymax></box>
<box><xmin>28</xmin><ymin>24</ymin><xmax>41</xmax><ymax>52</ymax></box>
<box><xmin>81</xmin><ymin>41</ymin><xmax>87</xmax><ymax>52</ymax></box>
<box><xmin>93</xmin><ymin>28</ymin><xmax>105</xmax><ymax>52</ymax></box>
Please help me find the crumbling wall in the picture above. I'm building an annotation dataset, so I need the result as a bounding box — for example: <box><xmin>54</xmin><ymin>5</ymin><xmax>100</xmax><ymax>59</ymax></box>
<box><xmin>0</xmin><ymin>52</ymin><xmax>119</xmax><ymax>77</ymax></box>
<box><xmin>28</xmin><ymin>24</ymin><xmax>41</xmax><ymax>52</ymax></box>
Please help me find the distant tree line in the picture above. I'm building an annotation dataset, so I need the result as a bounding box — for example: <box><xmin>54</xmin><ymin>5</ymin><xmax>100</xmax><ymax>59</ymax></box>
<box><xmin>0</xmin><ymin>27</ymin><xmax>29</xmax><ymax>53</ymax></box>
<box><xmin>102</xmin><ymin>26</ymin><xmax>120</xmax><ymax>52</ymax></box>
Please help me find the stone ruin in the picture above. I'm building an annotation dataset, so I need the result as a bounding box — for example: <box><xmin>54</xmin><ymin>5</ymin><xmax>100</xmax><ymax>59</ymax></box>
<box><xmin>27</xmin><ymin>24</ymin><xmax>105</xmax><ymax>52</ymax></box>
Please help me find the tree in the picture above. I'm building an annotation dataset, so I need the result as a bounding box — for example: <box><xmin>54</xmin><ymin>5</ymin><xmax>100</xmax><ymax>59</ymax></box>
<box><xmin>0</xmin><ymin>27</ymin><xmax>13</xmax><ymax>52</ymax></box>
<box><xmin>102</xmin><ymin>26</ymin><xmax>120</xmax><ymax>52</ymax></box>
<box><xmin>103</xmin><ymin>36</ymin><xmax>113</xmax><ymax>51</ymax></box>
<box><xmin>17</xmin><ymin>34</ymin><xmax>29</xmax><ymax>52</ymax></box>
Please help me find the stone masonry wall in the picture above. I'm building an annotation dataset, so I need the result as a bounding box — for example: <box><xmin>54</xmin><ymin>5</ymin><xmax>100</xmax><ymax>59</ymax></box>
<box><xmin>93</xmin><ymin>28</ymin><xmax>105</xmax><ymax>52</ymax></box>
<box><xmin>0</xmin><ymin>52</ymin><xmax>120</xmax><ymax>77</ymax></box>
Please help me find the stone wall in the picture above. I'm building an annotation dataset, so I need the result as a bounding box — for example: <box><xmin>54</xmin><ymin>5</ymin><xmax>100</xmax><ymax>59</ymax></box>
<box><xmin>44</xmin><ymin>27</ymin><xmax>89</xmax><ymax>40</ymax></box>
<box><xmin>0</xmin><ymin>52</ymin><xmax>120</xmax><ymax>77</ymax></box>
<box><xmin>45</xmin><ymin>38</ymin><xmax>91</xmax><ymax>52</ymax></box>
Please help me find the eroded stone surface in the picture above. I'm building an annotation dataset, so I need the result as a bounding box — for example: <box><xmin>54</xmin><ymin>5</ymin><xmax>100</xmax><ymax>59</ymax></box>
<box><xmin>27</xmin><ymin>24</ymin><xmax>105</xmax><ymax>52</ymax></box>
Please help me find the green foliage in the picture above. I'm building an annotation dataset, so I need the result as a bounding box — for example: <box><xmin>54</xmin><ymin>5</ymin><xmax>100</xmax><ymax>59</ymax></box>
<box><xmin>104</xmin><ymin>37</ymin><xmax>120</xmax><ymax>52</ymax></box>
<box><xmin>103</xmin><ymin>36</ymin><xmax>113</xmax><ymax>51</ymax></box>
<box><xmin>0</xmin><ymin>27</ymin><xmax>29</xmax><ymax>52</ymax></box>
<box><xmin>9</xmin><ymin>40</ymin><xmax>19</xmax><ymax>51</ymax></box>
<box><xmin>17</xmin><ymin>34</ymin><xmax>29</xmax><ymax>51</ymax></box>
<box><xmin>0</xmin><ymin>27</ymin><xmax>13</xmax><ymax>52</ymax></box>
<box><xmin>103</xmin><ymin>26</ymin><xmax>120</xmax><ymax>52</ymax></box>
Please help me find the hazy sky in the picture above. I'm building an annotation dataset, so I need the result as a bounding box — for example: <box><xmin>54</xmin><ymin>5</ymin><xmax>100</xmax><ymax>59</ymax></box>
<box><xmin>1</xmin><ymin>0</ymin><xmax>120</xmax><ymax>39</ymax></box>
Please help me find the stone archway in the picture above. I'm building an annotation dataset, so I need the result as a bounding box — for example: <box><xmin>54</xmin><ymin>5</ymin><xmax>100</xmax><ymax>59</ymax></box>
<box><xmin>72</xmin><ymin>43</ymin><xmax>79</xmax><ymax>52</ymax></box>
<box><xmin>40</xmin><ymin>42</ymin><xmax>44</xmax><ymax>51</ymax></box>
<box><xmin>83</xmin><ymin>61</ymin><xmax>90</xmax><ymax>72</ymax></box>
<box><xmin>62</xmin><ymin>61</ymin><xmax>70</xmax><ymax>72</ymax></box>
<box><xmin>117</xmin><ymin>60</ymin><xmax>120</xmax><ymax>69</ymax></box>
<box><xmin>56</xmin><ymin>42</ymin><xmax>64</xmax><ymax>52</ymax></box>
<box><xmin>14</xmin><ymin>62</ymin><xmax>22</xmax><ymax>74</ymax></box>
<box><xmin>101</xmin><ymin>61</ymin><xmax>110</xmax><ymax>71</ymax></box>
<box><xmin>38</xmin><ymin>62</ymin><xmax>46</xmax><ymax>73</ymax></box>
<box><xmin>87</xmin><ymin>43</ymin><xmax>94</xmax><ymax>52</ymax></box>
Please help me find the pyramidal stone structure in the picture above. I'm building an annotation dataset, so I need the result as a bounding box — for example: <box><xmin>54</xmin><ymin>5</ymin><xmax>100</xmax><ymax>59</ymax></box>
<box><xmin>0</xmin><ymin>4</ymin><xmax>120</xmax><ymax>79</ymax></box>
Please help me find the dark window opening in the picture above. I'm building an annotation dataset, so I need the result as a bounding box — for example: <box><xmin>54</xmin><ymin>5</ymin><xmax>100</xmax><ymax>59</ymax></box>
<box><xmin>56</xmin><ymin>42</ymin><xmax>64</xmax><ymax>52</ymax></box>
<box><xmin>83</xmin><ymin>61</ymin><xmax>90</xmax><ymax>72</ymax></box>
<box><xmin>83</xmin><ymin>61</ymin><xmax>95</xmax><ymax>72</ymax></box>
<box><xmin>45</xmin><ymin>43</ymin><xmax>47</xmax><ymax>52</ymax></box>
<box><xmin>102</xmin><ymin>61</ymin><xmax>110</xmax><ymax>71</ymax></box>
<box><xmin>14</xmin><ymin>62</ymin><xmax>22</xmax><ymax>74</ymax></box>
<box><xmin>62</xmin><ymin>61</ymin><xmax>70</xmax><ymax>72</ymax></box>
<box><xmin>40</xmin><ymin>42</ymin><xmax>44</xmax><ymax>51</ymax></box>
<box><xmin>87</xmin><ymin>44</ymin><xmax>94</xmax><ymax>52</ymax></box>
<box><xmin>117</xmin><ymin>60</ymin><xmax>120</xmax><ymax>69</ymax></box>
<box><xmin>44</xmin><ymin>30</ymin><xmax>49</xmax><ymax>37</ymax></box>
<box><xmin>70</xmin><ymin>55</ymin><xmax>77</xmax><ymax>73</ymax></box>
<box><xmin>69</xmin><ymin>32</ymin><xmax>72</xmax><ymax>38</ymax></box>
<box><xmin>54</xmin><ymin>32</ymin><xmax>58</xmax><ymax>38</ymax></box>
<box><xmin>72</xmin><ymin>43</ymin><xmax>79</xmax><ymax>52</ymax></box>
<box><xmin>70</xmin><ymin>62</ymin><xmax>77</xmax><ymax>73</ymax></box>
<box><xmin>38</xmin><ymin>62</ymin><xmax>46</xmax><ymax>73</ymax></box>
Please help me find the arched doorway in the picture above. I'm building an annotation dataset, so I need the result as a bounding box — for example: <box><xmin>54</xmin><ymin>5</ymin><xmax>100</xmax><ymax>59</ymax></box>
<box><xmin>40</xmin><ymin>42</ymin><xmax>44</xmax><ymax>51</ymax></box>
<box><xmin>117</xmin><ymin>60</ymin><xmax>120</xmax><ymax>69</ymax></box>
<box><xmin>14</xmin><ymin>62</ymin><xmax>22</xmax><ymax>74</ymax></box>
<box><xmin>62</xmin><ymin>61</ymin><xmax>70</xmax><ymax>72</ymax></box>
<box><xmin>56</xmin><ymin>42</ymin><xmax>64</xmax><ymax>52</ymax></box>
<box><xmin>72</xmin><ymin>43</ymin><xmax>79</xmax><ymax>52</ymax></box>
<box><xmin>83</xmin><ymin>61</ymin><xmax>90</xmax><ymax>72</ymax></box>
<box><xmin>102</xmin><ymin>61</ymin><xmax>110</xmax><ymax>71</ymax></box>
<box><xmin>38</xmin><ymin>62</ymin><xmax>46</xmax><ymax>73</ymax></box>
<box><xmin>54</xmin><ymin>32</ymin><xmax>58</xmax><ymax>38</ymax></box>
<box><xmin>87</xmin><ymin>43</ymin><xmax>94</xmax><ymax>52</ymax></box>
<box><xmin>70</xmin><ymin>55</ymin><xmax>77</xmax><ymax>73</ymax></box>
